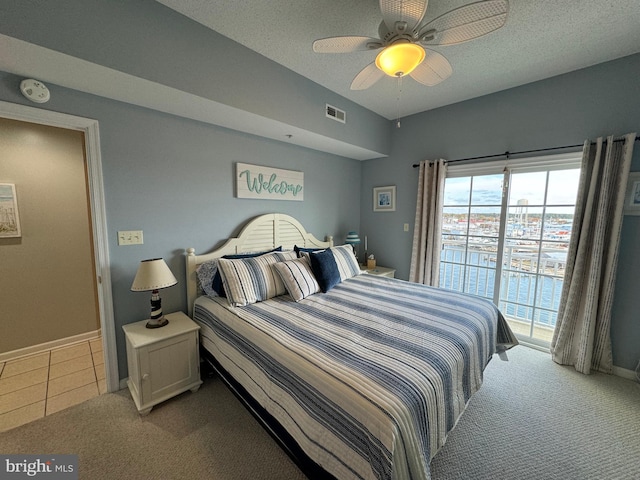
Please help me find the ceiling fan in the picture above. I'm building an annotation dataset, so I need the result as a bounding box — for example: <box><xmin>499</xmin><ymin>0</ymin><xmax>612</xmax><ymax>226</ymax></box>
<box><xmin>313</xmin><ymin>0</ymin><xmax>509</xmax><ymax>90</ymax></box>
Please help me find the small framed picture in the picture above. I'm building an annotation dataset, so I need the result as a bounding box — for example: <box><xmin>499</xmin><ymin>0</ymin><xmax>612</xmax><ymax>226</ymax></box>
<box><xmin>0</xmin><ymin>183</ymin><xmax>22</xmax><ymax>238</ymax></box>
<box><xmin>624</xmin><ymin>172</ymin><xmax>640</xmax><ymax>216</ymax></box>
<box><xmin>373</xmin><ymin>185</ymin><xmax>396</xmax><ymax>212</ymax></box>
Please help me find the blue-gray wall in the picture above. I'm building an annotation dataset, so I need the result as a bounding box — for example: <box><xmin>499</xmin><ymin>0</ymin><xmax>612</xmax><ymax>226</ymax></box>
<box><xmin>362</xmin><ymin>53</ymin><xmax>640</xmax><ymax>371</ymax></box>
<box><xmin>0</xmin><ymin>0</ymin><xmax>390</xmax><ymax>157</ymax></box>
<box><xmin>0</xmin><ymin>0</ymin><xmax>383</xmax><ymax>380</ymax></box>
<box><xmin>0</xmin><ymin>71</ymin><xmax>362</xmax><ymax>379</ymax></box>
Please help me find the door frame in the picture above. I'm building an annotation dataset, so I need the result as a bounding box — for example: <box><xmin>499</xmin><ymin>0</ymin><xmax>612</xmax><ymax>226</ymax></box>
<box><xmin>0</xmin><ymin>100</ymin><xmax>118</xmax><ymax>392</ymax></box>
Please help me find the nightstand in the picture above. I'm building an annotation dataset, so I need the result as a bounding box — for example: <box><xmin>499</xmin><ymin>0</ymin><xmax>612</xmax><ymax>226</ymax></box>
<box><xmin>362</xmin><ymin>265</ymin><xmax>396</xmax><ymax>278</ymax></box>
<box><xmin>123</xmin><ymin>311</ymin><xmax>202</xmax><ymax>415</ymax></box>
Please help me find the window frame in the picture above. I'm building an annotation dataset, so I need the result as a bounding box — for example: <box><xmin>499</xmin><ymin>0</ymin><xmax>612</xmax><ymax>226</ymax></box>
<box><xmin>441</xmin><ymin>151</ymin><xmax>582</xmax><ymax>347</ymax></box>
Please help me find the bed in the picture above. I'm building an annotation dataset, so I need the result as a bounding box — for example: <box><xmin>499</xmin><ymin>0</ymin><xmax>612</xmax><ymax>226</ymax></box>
<box><xmin>185</xmin><ymin>213</ymin><xmax>517</xmax><ymax>480</ymax></box>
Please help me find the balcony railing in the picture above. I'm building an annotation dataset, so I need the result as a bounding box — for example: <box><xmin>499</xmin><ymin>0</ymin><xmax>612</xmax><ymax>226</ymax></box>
<box><xmin>440</xmin><ymin>240</ymin><xmax>567</xmax><ymax>342</ymax></box>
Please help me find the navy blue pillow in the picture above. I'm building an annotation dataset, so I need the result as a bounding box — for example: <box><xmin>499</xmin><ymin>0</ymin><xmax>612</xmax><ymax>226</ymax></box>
<box><xmin>294</xmin><ymin>245</ymin><xmax>324</xmax><ymax>258</ymax></box>
<box><xmin>309</xmin><ymin>249</ymin><xmax>341</xmax><ymax>293</ymax></box>
<box><xmin>212</xmin><ymin>246</ymin><xmax>282</xmax><ymax>297</ymax></box>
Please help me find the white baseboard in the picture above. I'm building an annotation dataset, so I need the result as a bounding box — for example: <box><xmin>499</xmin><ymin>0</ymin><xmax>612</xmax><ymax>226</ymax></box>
<box><xmin>0</xmin><ymin>329</ymin><xmax>101</xmax><ymax>363</ymax></box>
<box><xmin>612</xmin><ymin>366</ymin><xmax>637</xmax><ymax>382</ymax></box>
<box><xmin>517</xmin><ymin>343</ymin><xmax>637</xmax><ymax>382</ymax></box>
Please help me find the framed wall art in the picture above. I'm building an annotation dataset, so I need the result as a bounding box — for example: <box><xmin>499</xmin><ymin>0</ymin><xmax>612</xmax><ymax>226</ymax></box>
<box><xmin>0</xmin><ymin>183</ymin><xmax>21</xmax><ymax>238</ymax></box>
<box><xmin>624</xmin><ymin>172</ymin><xmax>640</xmax><ymax>216</ymax></box>
<box><xmin>373</xmin><ymin>185</ymin><xmax>396</xmax><ymax>212</ymax></box>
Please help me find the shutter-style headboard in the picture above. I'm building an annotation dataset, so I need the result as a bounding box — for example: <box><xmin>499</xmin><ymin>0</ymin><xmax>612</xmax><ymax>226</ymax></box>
<box><xmin>185</xmin><ymin>213</ymin><xmax>333</xmax><ymax>316</ymax></box>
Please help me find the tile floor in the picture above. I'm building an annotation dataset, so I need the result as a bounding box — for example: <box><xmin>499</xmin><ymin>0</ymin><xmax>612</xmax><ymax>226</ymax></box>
<box><xmin>0</xmin><ymin>337</ymin><xmax>106</xmax><ymax>432</ymax></box>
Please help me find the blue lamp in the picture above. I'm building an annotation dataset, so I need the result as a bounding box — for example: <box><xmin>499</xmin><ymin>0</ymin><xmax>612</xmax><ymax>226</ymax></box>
<box><xmin>345</xmin><ymin>231</ymin><xmax>361</xmax><ymax>263</ymax></box>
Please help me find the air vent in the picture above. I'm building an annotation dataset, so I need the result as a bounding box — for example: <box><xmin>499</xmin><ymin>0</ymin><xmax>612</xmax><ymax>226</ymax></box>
<box><xmin>326</xmin><ymin>104</ymin><xmax>346</xmax><ymax>124</ymax></box>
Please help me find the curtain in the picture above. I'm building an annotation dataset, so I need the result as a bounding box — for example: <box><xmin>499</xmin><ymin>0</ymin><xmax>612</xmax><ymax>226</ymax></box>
<box><xmin>551</xmin><ymin>133</ymin><xmax>636</xmax><ymax>374</ymax></box>
<box><xmin>409</xmin><ymin>159</ymin><xmax>447</xmax><ymax>286</ymax></box>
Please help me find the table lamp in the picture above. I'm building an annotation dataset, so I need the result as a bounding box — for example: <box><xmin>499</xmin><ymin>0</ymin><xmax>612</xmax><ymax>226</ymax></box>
<box><xmin>345</xmin><ymin>231</ymin><xmax>361</xmax><ymax>263</ymax></box>
<box><xmin>131</xmin><ymin>258</ymin><xmax>178</xmax><ymax>328</ymax></box>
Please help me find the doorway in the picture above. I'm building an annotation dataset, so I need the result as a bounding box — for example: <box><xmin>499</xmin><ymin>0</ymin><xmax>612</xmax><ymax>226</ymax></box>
<box><xmin>0</xmin><ymin>101</ymin><xmax>117</xmax><ymax>406</ymax></box>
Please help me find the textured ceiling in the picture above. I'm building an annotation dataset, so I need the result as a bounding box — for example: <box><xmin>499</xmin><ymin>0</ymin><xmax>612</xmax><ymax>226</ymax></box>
<box><xmin>155</xmin><ymin>0</ymin><xmax>640</xmax><ymax>120</ymax></box>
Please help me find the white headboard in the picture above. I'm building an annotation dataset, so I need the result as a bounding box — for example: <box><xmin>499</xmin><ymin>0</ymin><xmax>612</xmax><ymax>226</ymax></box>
<box><xmin>185</xmin><ymin>213</ymin><xmax>333</xmax><ymax>316</ymax></box>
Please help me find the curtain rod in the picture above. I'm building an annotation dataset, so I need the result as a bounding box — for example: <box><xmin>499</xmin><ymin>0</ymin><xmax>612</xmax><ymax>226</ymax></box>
<box><xmin>411</xmin><ymin>136</ymin><xmax>640</xmax><ymax>168</ymax></box>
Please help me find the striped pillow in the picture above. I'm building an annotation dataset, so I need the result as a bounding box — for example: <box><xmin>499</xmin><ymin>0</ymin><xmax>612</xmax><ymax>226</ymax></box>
<box><xmin>213</xmin><ymin>247</ymin><xmax>283</xmax><ymax>297</ymax></box>
<box><xmin>331</xmin><ymin>244</ymin><xmax>362</xmax><ymax>281</ymax></box>
<box><xmin>272</xmin><ymin>257</ymin><xmax>320</xmax><ymax>302</ymax></box>
<box><xmin>218</xmin><ymin>250</ymin><xmax>297</xmax><ymax>307</ymax></box>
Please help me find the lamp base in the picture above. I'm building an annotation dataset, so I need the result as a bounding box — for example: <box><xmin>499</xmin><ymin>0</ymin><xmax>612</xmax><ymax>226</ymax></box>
<box><xmin>146</xmin><ymin>317</ymin><xmax>169</xmax><ymax>329</ymax></box>
<box><xmin>146</xmin><ymin>290</ymin><xmax>169</xmax><ymax>328</ymax></box>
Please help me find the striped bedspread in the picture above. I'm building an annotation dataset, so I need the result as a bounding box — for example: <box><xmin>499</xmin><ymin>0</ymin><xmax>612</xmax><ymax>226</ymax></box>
<box><xmin>194</xmin><ymin>274</ymin><xmax>517</xmax><ymax>480</ymax></box>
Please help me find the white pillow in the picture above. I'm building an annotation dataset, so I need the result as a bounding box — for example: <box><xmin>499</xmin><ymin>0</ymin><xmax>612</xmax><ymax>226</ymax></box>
<box><xmin>272</xmin><ymin>257</ymin><xmax>320</xmax><ymax>302</ymax></box>
<box><xmin>331</xmin><ymin>244</ymin><xmax>362</xmax><ymax>281</ymax></box>
<box><xmin>218</xmin><ymin>250</ymin><xmax>297</xmax><ymax>307</ymax></box>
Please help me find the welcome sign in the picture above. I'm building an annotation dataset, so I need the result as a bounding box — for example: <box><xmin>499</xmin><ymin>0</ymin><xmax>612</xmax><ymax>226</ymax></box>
<box><xmin>236</xmin><ymin>163</ymin><xmax>304</xmax><ymax>201</ymax></box>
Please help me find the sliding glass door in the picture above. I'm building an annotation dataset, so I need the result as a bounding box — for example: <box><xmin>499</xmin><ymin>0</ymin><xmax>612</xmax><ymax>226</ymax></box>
<box><xmin>439</xmin><ymin>155</ymin><xmax>581</xmax><ymax>346</ymax></box>
<box><xmin>440</xmin><ymin>173</ymin><xmax>504</xmax><ymax>301</ymax></box>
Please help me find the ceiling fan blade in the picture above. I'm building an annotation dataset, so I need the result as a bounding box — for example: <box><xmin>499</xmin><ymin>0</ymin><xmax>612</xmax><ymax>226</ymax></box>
<box><xmin>419</xmin><ymin>0</ymin><xmax>508</xmax><ymax>46</ymax></box>
<box><xmin>379</xmin><ymin>0</ymin><xmax>428</xmax><ymax>33</ymax></box>
<box><xmin>409</xmin><ymin>50</ymin><xmax>452</xmax><ymax>86</ymax></box>
<box><xmin>351</xmin><ymin>62</ymin><xmax>386</xmax><ymax>90</ymax></box>
<box><xmin>313</xmin><ymin>36</ymin><xmax>382</xmax><ymax>53</ymax></box>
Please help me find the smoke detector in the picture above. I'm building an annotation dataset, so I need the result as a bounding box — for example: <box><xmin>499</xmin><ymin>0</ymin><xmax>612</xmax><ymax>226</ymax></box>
<box><xmin>20</xmin><ymin>79</ymin><xmax>50</xmax><ymax>104</ymax></box>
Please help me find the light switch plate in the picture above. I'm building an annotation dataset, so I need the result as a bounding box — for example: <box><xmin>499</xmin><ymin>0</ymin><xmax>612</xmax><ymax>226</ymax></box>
<box><xmin>118</xmin><ymin>230</ymin><xmax>143</xmax><ymax>245</ymax></box>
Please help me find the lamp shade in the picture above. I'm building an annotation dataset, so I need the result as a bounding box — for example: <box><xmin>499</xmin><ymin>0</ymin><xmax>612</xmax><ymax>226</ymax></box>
<box><xmin>345</xmin><ymin>231</ymin><xmax>361</xmax><ymax>245</ymax></box>
<box><xmin>375</xmin><ymin>42</ymin><xmax>425</xmax><ymax>77</ymax></box>
<box><xmin>131</xmin><ymin>258</ymin><xmax>178</xmax><ymax>292</ymax></box>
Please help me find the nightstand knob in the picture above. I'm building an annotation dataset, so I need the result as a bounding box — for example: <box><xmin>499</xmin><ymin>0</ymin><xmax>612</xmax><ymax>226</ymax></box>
<box><xmin>142</xmin><ymin>373</ymin><xmax>149</xmax><ymax>381</ymax></box>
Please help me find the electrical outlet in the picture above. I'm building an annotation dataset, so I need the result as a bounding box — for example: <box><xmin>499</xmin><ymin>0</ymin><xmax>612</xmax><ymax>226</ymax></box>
<box><xmin>118</xmin><ymin>230</ymin><xmax>143</xmax><ymax>245</ymax></box>
<box><xmin>404</xmin><ymin>223</ymin><xmax>409</xmax><ymax>232</ymax></box>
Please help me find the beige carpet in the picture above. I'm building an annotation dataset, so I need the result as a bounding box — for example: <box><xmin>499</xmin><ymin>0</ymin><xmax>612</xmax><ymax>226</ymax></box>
<box><xmin>0</xmin><ymin>375</ymin><xmax>305</xmax><ymax>479</ymax></box>
<box><xmin>1</xmin><ymin>346</ymin><xmax>639</xmax><ymax>479</ymax></box>
<box><xmin>430</xmin><ymin>346</ymin><xmax>640</xmax><ymax>480</ymax></box>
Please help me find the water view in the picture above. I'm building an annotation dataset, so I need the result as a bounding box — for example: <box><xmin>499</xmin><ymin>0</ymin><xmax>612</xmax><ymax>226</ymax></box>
<box><xmin>438</xmin><ymin>168</ymin><xmax>580</xmax><ymax>343</ymax></box>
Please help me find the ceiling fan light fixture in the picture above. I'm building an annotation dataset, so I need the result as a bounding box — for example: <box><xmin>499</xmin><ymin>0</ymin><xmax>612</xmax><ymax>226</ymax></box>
<box><xmin>375</xmin><ymin>43</ymin><xmax>425</xmax><ymax>77</ymax></box>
